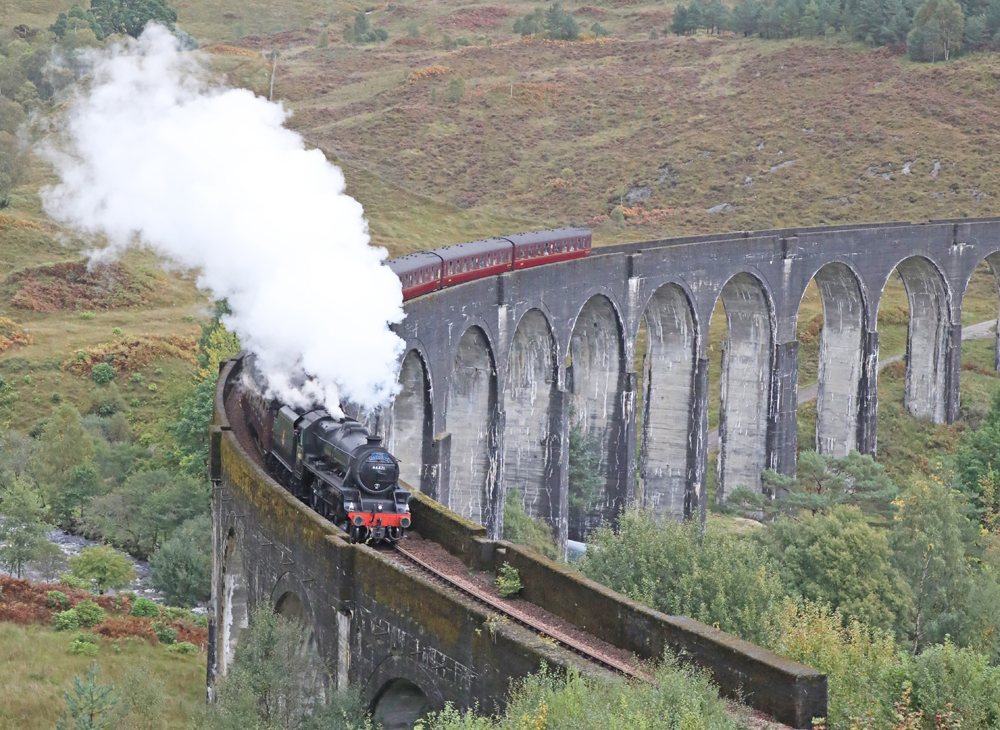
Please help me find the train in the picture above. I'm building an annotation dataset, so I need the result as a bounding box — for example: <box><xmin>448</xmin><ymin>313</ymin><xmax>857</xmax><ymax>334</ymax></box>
<box><xmin>239</xmin><ymin>355</ymin><xmax>411</xmax><ymax>544</ymax></box>
<box><xmin>387</xmin><ymin>227</ymin><xmax>592</xmax><ymax>300</ymax></box>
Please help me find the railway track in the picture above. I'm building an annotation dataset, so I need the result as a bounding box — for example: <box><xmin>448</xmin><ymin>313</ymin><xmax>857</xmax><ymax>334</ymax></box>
<box><xmin>389</xmin><ymin>542</ymin><xmax>644</xmax><ymax>680</ymax></box>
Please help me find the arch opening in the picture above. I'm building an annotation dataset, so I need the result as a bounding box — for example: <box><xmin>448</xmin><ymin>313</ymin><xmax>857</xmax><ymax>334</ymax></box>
<box><xmin>567</xmin><ymin>295</ymin><xmax>625</xmax><ymax>539</ymax></box>
<box><xmin>503</xmin><ymin>310</ymin><xmax>558</xmax><ymax>524</ymax></box>
<box><xmin>637</xmin><ymin>284</ymin><xmax>697</xmax><ymax>520</ymax></box>
<box><xmin>953</xmin><ymin>257</ymin><xmax>1000</xmax><ymax>428</ymax></box>
<box><xmin>796</xmin><ymin>264</ymin><xmax>866</xmax><ymax>457</ymax></box>
<box><xmin>371</xmin><ymin>679</ymin><xmax>432</xmax><ymax>730</ymax></box>
<box><xmin>447</xmin><ymin>326</ymin><xmax>497</xmax><ymax>525</ymax></box>
<box><xmin>391</xmin><ymin>350</ymin><xmax>432</xmax><ymax>492</ymax></box>
<box><xmin>274</xmin><ymin>590</ymin><xmax>327</xmax><ymax>706</ymax></box>
<box><xmin>221</xmin><ymin>527</ymin><xmax>248</xmax><ymax>675</ymax></box>
<box><xmin>878</xmin><ymin>257</ymin><xmax>951</xmax><ymax>423</ymax></box>
<box><xmin>714</xmin><ymin>273</ymin><xmax>773</xmax><ymax>502</ymax></box>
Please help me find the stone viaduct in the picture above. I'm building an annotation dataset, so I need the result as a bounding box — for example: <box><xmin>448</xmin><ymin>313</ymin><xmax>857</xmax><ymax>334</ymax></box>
<box><xmin>386</xmin><ymin>218</ymin><xmax>1000</xmax><ymax>546</ymax></box>
<box><xmin>210</xmin><ymin>218</ymin><xmax>1000</xmax><ymax>729</ymax></box>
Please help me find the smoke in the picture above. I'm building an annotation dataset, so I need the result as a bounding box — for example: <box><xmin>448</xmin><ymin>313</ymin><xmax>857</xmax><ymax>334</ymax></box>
<box><xmin>41</xmin><ymin>25</ymin><xmax>405</xmax><ymax>415</ymax></box>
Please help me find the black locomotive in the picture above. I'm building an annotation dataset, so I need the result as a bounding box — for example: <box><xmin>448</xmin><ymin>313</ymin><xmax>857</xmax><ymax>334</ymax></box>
<box><xmin>239</xmin><ymin>355</ymin><xmax>411</xmax><ymax>544</ymax></box>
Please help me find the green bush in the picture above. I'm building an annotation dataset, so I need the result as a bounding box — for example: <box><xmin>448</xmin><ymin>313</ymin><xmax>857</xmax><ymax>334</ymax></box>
<box><xmin>167</xmin><ymin>641</ymin><xmax>199</xmax><ymax>655</ymax></box>
<box><xmin>130</xmin><ymin>597</ymin><xmax>160</xmax><ymax>618</ymax></box>
<box><xmin>91</xmin><ymin>363</ymin><xmax>116</xmax><ymax>385</ymax></box>
<box><xmin>580</xmin><ymin>509</ymin><xmax>785</xmax><ymax>646</ymax></box>
<box><xmin>495</xmin><ymin>563</ymin><xmax>522</xmax><ymax>598</ymax></box>
<box><xmin>912</xmin><ymin>641</ymin><xmax>1000</xmax><ymax>730</ymax></box>
<box><xmin>421</xmin><ymin>657</ymin><xmax>739</xmax><ymax>730</ymax></box>
<box><xmin>59</xmin><ymin>573</ymin><xmax>91</xmax><ymax>591</ymax></box>
<box><xmin>152</xmin><ymin>622</ymin><xmax>177</xmax><ymax>645</ymax></box>
<box><xmin>79</xmin><ymin>311</ymin><xmax>96</xmax><ymax>320</ymax></box>
<box><xmin>768</xmin><ymin>600</ymin><xmax>909</xmax><ymax>730</ymax></box>
<box><xmin>74</xmin><ymin>599</ymin><xmax>105</xmax><ymax>628</ymax></box>
<box><xmin>47</xmin><ymin>590</ymin><xmax>70</xmax><ymax>611</ymax></box>
<box><xmin>502</xmin><ymin>490</ymin><xmax>558</xmax><ymax>560</ymax></box>
<box><xmin>455</xmin><ymin>36</ymin><xmax>471</xmax><ymax>46</ymax></box>
<box><xmin>111</xmin><ymin>327</ymin><xmax>122</xmax><ymax>335</ymax></box>
<box><xmin>69</xmin><ymin>637</ymin><xmax>99</xmax><ymax>656</ymax></box>
<box><xmin>447</xmin><ymin>76</ymin><xmax>466</xmax><ymax>103</ymax></box>
<box><xmin>55</xmin><ymin>609</ymin><xmax>80</xmax><ymax>631</ymax></box>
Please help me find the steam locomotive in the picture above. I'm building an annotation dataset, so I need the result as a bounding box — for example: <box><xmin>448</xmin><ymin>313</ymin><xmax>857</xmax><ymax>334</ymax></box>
<box><xmin>240</xmin><ymin>355</ymin><xmax>410</xmax><ymax>544</ymax></box>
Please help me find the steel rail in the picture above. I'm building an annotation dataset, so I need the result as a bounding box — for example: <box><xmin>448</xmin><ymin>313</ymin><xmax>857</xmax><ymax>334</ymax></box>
<box><xmin>390</xmin><ymin>542</ymin><xmax>644</xmax><ymax>680</ymax></box>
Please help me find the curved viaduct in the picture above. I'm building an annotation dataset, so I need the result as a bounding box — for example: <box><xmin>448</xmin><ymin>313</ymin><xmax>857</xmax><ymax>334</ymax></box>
<box><xmin>386</xmin><ymin>218</ymin><xmax>1000</xmax><ymax>545</ymax></box>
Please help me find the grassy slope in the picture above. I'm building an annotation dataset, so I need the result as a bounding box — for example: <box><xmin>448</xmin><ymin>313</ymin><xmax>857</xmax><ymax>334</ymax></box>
<box><xmin>0</xmin><ymin>622</ymin><xmax>205</xmax><ymax>730</ymax></box>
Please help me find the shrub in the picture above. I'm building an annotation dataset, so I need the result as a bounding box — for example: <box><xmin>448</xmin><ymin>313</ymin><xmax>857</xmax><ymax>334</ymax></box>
<box><xmin>503</xmin><ymin>490</ymin><xmax>558</xmax><ymax>559</ymax></box>
<box><xmin>912</xmin><ymin>641</ymin><xmax>1000</xmax><ymax>730</ymax></box>
<box><xmin>496</xmin><ymin>563</ymin><xmax>522</xmax><ymax>597</ymax></box>
<box><xmin>130</xmin><ymin>372</ymin><xmax>143</xmax><ymax>383</ymax></box>
<box><xmin>447</xmin><ymin>76</ymin><xmax>466</xmax><ymax>103</ymax></box>
<box><xmin>59</xmin><ymin>573</ymin><xmax>90</xmax><ymax>591</ymax></box>
<box><xmin>75</xmin><ymin>599</ymin><xmax>106</xmax><ymax>628</ymax></box>
<box><xmin>591</xmin><ymin>21</ymin><xmax>609</xmax><ymax>36</ymax></box>
<box><xmin>130</xmin><ymin>597</ymin><xmax>160</xmax><ymax>618</ymax></box>
<box><xmin>80</xmin><ymin>311</ymin><xmax>96</xmax><ymax>320</ymax></box>
<box><xmin>91</xmin><ymin>362</ymin><xmax>116</xmax><ymax>385</ymax></box>
<box><xmin>456</xmin><ymin>36</ymin><xmax>471</xmax><ymax>46</ymax></box>
<box><xmin>47</xmin><ymin>590</ymin><xmax>70</xmax><ymax>611</ymax></box>
<box><xmin>422</xmin><ymin>657</ymin><xmax>739</xmax><ymax>730</ymax></box>
<box><xmin>51</xmin><ymin>392</ymin><xmax>62</xmax><ymax>404</ymax></box>
<box><xmin>69</xmin><ymin>637</ymin><xmax>99</xmax><ymax>656</ymax></box>
<box><xmin>580</xmin><ymin>510</ymin><xmax>785</xmax><ymax>646</ymax></box>
<box><xmin>768</xmin><ymin>600</ymin><xmax>909</xmax><ymax>729</ymax></box>
<box><xmin>167</xmin><ymin>641</ymin><xmax>199</xmax><ymax>654</ymax></box>
<box><xmin>55</xmin><ymin>609</ymin><xmax>80</xmax><ymax>631</ymax></box>
<box><xmin>111</xmin><ymin>327</ymin><xmax>122</xmax><ymax>335</ymax></box>
<box><xmin>152</xmin><ymin>622</ymin><xmax>177</xmax><ymax>645</ymax></box>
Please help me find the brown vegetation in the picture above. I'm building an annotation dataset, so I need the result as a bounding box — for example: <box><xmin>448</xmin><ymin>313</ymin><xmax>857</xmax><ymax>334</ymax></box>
<box><xmin>8</xmin><ymin>261</ymin><xmax>161</xmax><ymax>312</ymax></box>
<box><xmin>62</xmin><ymin>334</ymin><xmax>199</xmax><ymax>376</ymax></box>
<box><xmin>0</xmin><ymin>317</ymin><xmax>33</xmax><ymax>354</ymax></box>
<box><xmin>439</xmin><ymin>7</ymin><xmax>513</xmax><ymax>29</ymax></box>
<box><xmin>0</xmin><ymin>575</ymin><xmax>124</xmax><ymax>625</ymax></box>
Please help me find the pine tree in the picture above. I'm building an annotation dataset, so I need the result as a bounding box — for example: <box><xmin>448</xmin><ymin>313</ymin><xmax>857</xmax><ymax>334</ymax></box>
<box><xmin>56</xmin><ymin>663</ymin><xmax>120</xmax><ymax>730</ymax></box>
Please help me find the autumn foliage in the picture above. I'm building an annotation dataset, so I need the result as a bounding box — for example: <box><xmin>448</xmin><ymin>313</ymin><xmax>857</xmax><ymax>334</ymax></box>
<box><xmin>9</xmin><ymin>261</ymin><xmax>160</xmax><ymax>312</ymax></box>
<box><xmin>62</xmin><ymin>334</ymin><xmax>198</xmax><ymax>377</ymax></box>
<box><xmin>0</xmin><ymin>317</ymin><xmax>33</xmax><ymax>355</ymax></box>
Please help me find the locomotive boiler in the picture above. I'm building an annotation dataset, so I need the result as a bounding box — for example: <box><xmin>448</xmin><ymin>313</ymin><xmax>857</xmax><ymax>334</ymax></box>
<box><xmin>240</xmin><ymin>355</ymin><xmax>410</xmax><ymax>544</ymax></box>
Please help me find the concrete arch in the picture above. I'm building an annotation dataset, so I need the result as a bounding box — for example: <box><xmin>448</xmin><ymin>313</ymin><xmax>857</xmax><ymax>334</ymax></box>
<box><xmin>221</xmin><ymin>525</ymin><xmax>248</xmax><ymax>675</ymax></box>
<box><xmin>447</xmin><ymin>325</ymin><xmax>498</xmax><ymax>525</ymax></box>
<box><xmin>273</xmin><ymin>583</ymin><xmax>327</xmax><ymax>706</ymax></box>
<box><xmin>883</xmin><ymin>256</ymin><xmax>953</xmax><ymax>423</ymax></box>
<box><xmin>391</xmin><ymin>349</ymin><xmax>433</xmax><ymax>492</ymax></box>
<box><xmin>639</xmin><ymin>282</ymin><xmax>697</xmax><ymax>519</ymax></box>
<box><xmin>716</xmin><ymin>272</ymin><xmax>773</xmax><ymax>500</ymax></box>
<box><xmin>503</xmin><ymin>309</ymin><xmax>559</xmax><ymax>522</ymax></box>
<box><xmin>371</xmin><ymin>679</ymin><xmax>434</xmax><ymax>730</ymax></box>
<box><xmin>568</xmin><ymin>294</ymin><xmax>626</xmax><ymax>537</ymax></box>
<box><xmin>967</xmin><ymin>251</ymin><xmax>1000</xmax><ymax>371</ymax></box>
<box><xmin>803</xmin><ymin>263</ymin><xmax>868</xmax><ymax>456</ymax></box>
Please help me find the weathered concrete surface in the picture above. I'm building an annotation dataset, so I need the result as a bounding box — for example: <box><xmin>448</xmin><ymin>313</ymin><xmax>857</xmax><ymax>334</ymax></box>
<box><xmin>389</xmin><ymin>351</ymin><xmax>433</xmax><ymax>492</ymax></box>
<box><xmin>717</xmin><ymin>273</ymin><xmax>773</xmax><ymax>499</ymax></box>
<box><xmin>213</xmin><ymin>357</ymin><xmax>828</xmax><ymax>729</ymax></box>
<box><xmin>389</xmin><ymin>219</ymin><xmax>1000</xmax><ymax>537</ymax></box>
<box><xmin>640</xmin><ymin>284</ymin><xmax>697</xmax><ymax>519</ymax></box>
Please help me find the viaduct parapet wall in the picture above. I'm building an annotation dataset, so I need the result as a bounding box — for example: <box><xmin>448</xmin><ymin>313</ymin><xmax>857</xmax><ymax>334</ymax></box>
<box><xmin>385</xmin><ymin>218</ymin><xmax>1000</xmax><ymax>545</ymax></box>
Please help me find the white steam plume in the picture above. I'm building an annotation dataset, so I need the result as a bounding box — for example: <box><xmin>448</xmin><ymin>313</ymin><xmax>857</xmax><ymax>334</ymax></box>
<box><xmin>41</xmin><ymin>25</ymin><xmax>405</xmax><ymax>415</ymax></box>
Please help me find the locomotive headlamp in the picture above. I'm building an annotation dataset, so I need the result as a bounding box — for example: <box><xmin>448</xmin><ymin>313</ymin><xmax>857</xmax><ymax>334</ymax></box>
<box><xmin>353</xmin><ymin>515</ymin><xmax>365</xmax><ymax>527</ymax></box>
<box><xmin>400</xmin><ymin>516</ymin><xmax>411</xmax><ymax>529</ymax></box>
